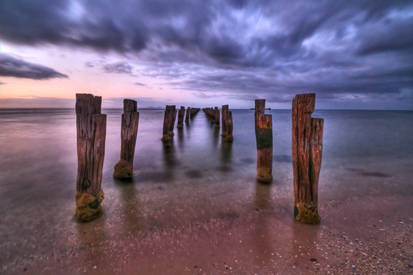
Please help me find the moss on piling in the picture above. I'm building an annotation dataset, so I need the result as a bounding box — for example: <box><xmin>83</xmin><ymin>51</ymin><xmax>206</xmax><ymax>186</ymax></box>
<box><xmin>295</xmin><ymin>202</ymin><xmax>320</xmax><ymax>224</ymax></box>
<box><xmin>113</xmin><ymin>159</ymin><xmax>133</xmax><ymax>180</ymax></box>
<box><xmin>75</xmin><ymin>190</ymin><xmax>104</xmax><ymax>222</ymax></box>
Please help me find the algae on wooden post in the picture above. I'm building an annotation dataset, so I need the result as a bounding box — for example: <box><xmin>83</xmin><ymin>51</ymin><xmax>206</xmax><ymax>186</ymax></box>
<box><xmin>113</xmin><ymin>99</ymin><xmax>139</xmax><ymax>180</ymax></box>
<box><xmin>292</xmin><ymin>93</ymin><xmax>324</xmax><ymax>224</ymax></box>
<box><xmin>75</xmin><ymin>93</ymin><xmax>106</xmax><ymax>222</ymax></box>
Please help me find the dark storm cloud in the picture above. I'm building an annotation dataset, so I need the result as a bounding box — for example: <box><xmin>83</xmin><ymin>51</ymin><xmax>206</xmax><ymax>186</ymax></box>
<box><xmin>1</xmin><ymin>0</ymin><xmax>413</xmax><ymax>108</ymax></box>
<box><xmin>103</xmin><ymin>62</ymin><xmax>134</xmax><ymax>75</ymax></box>
<box><xmin>0</xmin><ymin>53</ymin><xmax>68</xmax><ymax>79</ymax></box>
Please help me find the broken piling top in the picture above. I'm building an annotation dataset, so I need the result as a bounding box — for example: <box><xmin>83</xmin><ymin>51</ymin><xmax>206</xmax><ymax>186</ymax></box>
<box><xmin>75</xmin><ymin>94</ymin><xmax>102</xmax><ymax>139</ymax></box>
<box><xmin>292</xmin><ymin>93</ymin><xmax>323</xmax><ymax>224</ymax></box>
<box><xmin>75</xmin><ymin>93</ymin><xmax>107</xmax><ymax>222</ymax></box>
<box><xmin>123</xmin><ymin>99</ymin><xmax>137</xmax><ymax>112</ymax></box>
<box><xmin>255</xmin><ymin>99</ymin><xmax>266</xmax><ymax>113</ymax></box>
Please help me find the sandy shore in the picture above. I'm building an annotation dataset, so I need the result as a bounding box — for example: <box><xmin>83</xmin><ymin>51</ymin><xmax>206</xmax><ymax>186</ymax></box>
<box><xmin>1</xmin><ymin>159</ymin><xmax>413</xmax><ymax>274</ymax></box>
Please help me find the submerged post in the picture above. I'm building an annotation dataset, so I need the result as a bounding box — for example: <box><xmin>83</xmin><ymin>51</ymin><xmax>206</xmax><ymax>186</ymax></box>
<box><xmin>292</xmin><ymin>93</ymin><xmax>324</xmax><ymax>224</ymax></box>
<box><xmin>75</xmin><ymin>93</ymin><xmax>106</xmax><ymax>222</ymax></box>
<box><xmin>162</xmin><ymin>105</ymin><xmax>176</xmax><ymax>145</ymax></box>
<box><xmin>255</xmin><ymin>99</ymin><xmax>272</xmax><ymax>183</ymax></box>
<box><xmin>177</xmin><ymin>106</ymin><xmax>185</xmax><ymax>129</ymax></box>
<box><xmin>113</xmin><ymin>99</ymin><xmax>139</xmax><ymax>180</ymax></box>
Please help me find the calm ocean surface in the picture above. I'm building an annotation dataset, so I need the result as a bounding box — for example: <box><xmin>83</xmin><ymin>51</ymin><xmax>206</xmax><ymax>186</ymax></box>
<box><xmin>0</xmin><ymin>108</ymin><xmax>412</xmax><ymax>270</ymax></box>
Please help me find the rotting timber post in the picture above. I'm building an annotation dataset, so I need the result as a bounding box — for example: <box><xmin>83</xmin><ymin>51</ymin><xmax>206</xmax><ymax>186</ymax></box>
<box><xmin>162</xmin><ymin>105</ymin><xmax>177</xmax><ymax>145</ymax></box>
<box><xmin>177</xmin><ymin>106</ymin><xmax>185</xmax><ymax>129</ymax></box>
<box><xmin>221</xmin><ymin>105</ymin><xmax>233</xmax><ymax>142</ymax></box>
<box><xmin>75</xmin><ymin>93</ymin><xmax>107</xmax><ymax>222</ymax></box>
<box><xmin>113</xmin><ymin>99</ymin><xmax>139</xmax><ymax>180</ymax></box>
<box><xmin>185</xmin><ymin>107</ymin><xmax>191</xmax><ymax>124</ymax></box>
<box><xmin>255</xmin><ymin>99</ymin><xmax>273</xmax><ymax>183</ymax></box>
<box><xmin>292</xmin><ymin>93</ymin><xmax>324</xmax><ymax>224</ymax></box>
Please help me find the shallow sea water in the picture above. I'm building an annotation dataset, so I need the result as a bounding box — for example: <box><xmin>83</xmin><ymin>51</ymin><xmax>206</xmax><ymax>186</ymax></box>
<box><xmin>0</xmin><ymin>109</ymin><xmax>412</xmax><ymax>274</ymax></box>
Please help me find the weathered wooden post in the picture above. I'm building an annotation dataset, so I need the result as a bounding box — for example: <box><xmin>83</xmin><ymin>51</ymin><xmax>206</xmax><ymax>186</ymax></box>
<box><xmin>162</xmin><ymin>105</ymin><xmax>176</xmax><ymax>145</ymax></box>
<box><xmin>185</xmin><ymin>107</ymin><xmax>190</xmax><ymax>124</ymax></box>
<box><xmin>221</xmin><ymin>105</ymin><xmax>228</xmax><ymax>137</ymax></box>
<box><xmin>113</xmin><ymin>99</ymin><xmax>139</xmax><ymax>180</ymax></box>
<box><xmin>75</xmin><ymin>93</ymin><xmax>106</xmax><ymax>222</ymax></box>
<box><xmin>221</xmin><ymin>105</ymin><xmax>233</xmax><ymax>142</ymax></box>
<box><xmin>255</xmin><ymin>99</ymin><xmax>272</xmax><ymax>183</ymax></box>
<box><xmin>177</xmin><ymin>106</ymin><xmax>185</xmax><ymax>129</ymax></box>
<box><xmin>292</xmin><ymin>93</ymin><xmax>323</xmax><ymax>224</ymax></box>
<box><xmin>226</xmin><ymin>111</ymin><xmax>234</xmax><ymax>142</ymax></box>
<box><xmin>214</xmin><ymin>107</ymin><xmax>220</xmax><ymax>128</ymax></box>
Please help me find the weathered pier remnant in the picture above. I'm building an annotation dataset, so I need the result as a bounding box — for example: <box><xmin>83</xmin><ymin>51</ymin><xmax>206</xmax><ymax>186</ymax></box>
<box><xmin>113</xmin><ymin>99</ymin><xmax>139</xmax><ymax>180</ymax></box>
<box><xmin>162</xmin><ymin>105</ymin><xmax>177</xmax><ymax>145</ymax></box>
<box><xmin>189</xmin><ymin>107</ymin><xmax>200</xmax><ymax>119</ymax></box>
<box><xmin>203</xmin><ymin>107</ymin><xmax>220</xmax><ymax>126</ymax></box>
<box><xmin>292</xmin><ymin>93</ymin><xmax>324</xmax><ymax>224</ymax></box>
<box><xmin>255</xmin><ymin>99</ymin><xmax>273</xmax><ymax>183</ymax></box>
<box><xmin>221</xmin><ymin>105</ymin><xmax>233</xmax><ymax>142</ymax></box>
<box><xmin>177</xmin><ymin>106</ymin><xmax>185</xmax><ymax>129</ymax></box>
<box><xmin>75</xmin><ymin>93</ymin><xmax>107</xmax><ymax>222</ymax></box>
<box><xmin>185</xmin><ymin>107</ymin><xmax>191</xmax><ymax>124</ymax></box>
<box><xmin>214</xmin><ymin>107</ymin><xmax>220</xmax><ymax>128</ymax></box>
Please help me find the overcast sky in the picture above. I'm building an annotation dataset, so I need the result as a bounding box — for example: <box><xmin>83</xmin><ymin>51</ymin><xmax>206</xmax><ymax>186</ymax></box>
<box><xmin>0</xmin><ymin>0</ymin><xmax>412</xmax><ymax>109</ymax></box>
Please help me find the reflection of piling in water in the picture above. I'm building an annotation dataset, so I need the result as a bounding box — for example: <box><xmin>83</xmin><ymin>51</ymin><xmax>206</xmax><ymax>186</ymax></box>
<box><xmin>177</xmin><ymin>106</ymin><xmax>185</xmax><ymax>129</ymax></box>
<box><xmin>220</xmin><ymin>141</ymin><xmax>232</xmax><ymax>171</ymax></box>
<box><xmin>113</xmin><ymin>99</ymin><xmax>139</xmax><ymax>180</ymax></box>
<box><xmin>255</xmin><ymin>99</ymin><xmax>273</xmax><ymax>183</ymax></box>
<box><xmin>75</xmin><ymin>93</ymin><xmax>106</xmax><ymax>222</ymax></box>
<box><xmin>221</xmin><ymin>105</ymin><xmax>233</xmax><ymax>142</ymax></box>
<box><xmin>161</xmin><ymin>105</ymin><xmax>176</xmax><ymax>146</ymax></box>
<box><xmin>292</xmin><ymin>93</ymin><xmax>323</xmax><ymax>224</ymax></box>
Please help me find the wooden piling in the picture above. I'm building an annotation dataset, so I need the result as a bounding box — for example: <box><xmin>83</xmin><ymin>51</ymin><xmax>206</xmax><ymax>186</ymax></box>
<box><xmin>292</xmin><ymin>93</ymin><xmax>324</xmax><ymax>224</ymax></box>
<box><xmin>75</xmin><ymin>93</ymin><xmax>106</xmax><ymax>222</ymax></box>
<box><xmin>113</xmin><ymin>99</ymin><xmax>139</xmax><ymax>180</ymax></box>
<box><xmin>221</xmin><ymin>105</ymin><xmax>229</xmax><ymax>137</ymax></box>
<box><xmin>177</xmin><ymin>106</ymin><xmax>185</xmax><ymax>129</ymax></box>
<box><xmin>162</xmin><ymin>105</ymin><xmax>176</xmax><ymax>145</ymax></box>
<box><xmin>214</xmin><ymin>107</ymin><xmax>220</xmax><ymax>127</ymax></box>
<box><xmin>255</xmin><ymin>99</ymin><xmax>272</xmax><ymax>183</ymax></box>
<box><xmin>221</xmin><ymin>105</ymin><xmax>233</xmax><ymax>142</ymax></box>
<box><xmin>190</xmin><ymin>107</ymin><xmax>200</xmax><ymax>119</ymax></box>
<box><xmin>185</xmin><ymin>107</ymin><xmax>191</xmax><ymax>124</ymax></box>
<box><xmin>226</xmin><ymin>111</ymin><xmax>233</xmax><ymax>142</ymax></box>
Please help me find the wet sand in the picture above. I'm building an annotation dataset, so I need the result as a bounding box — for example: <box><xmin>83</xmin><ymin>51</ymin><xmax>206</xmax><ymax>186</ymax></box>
<box><xmin>1</xmin><ymin>157</ymin><xmax>413</xmax><ymax>274</ymax></box>
<box><xmin>1</xmin><ymin>110</ymin><xmax>413</xmax><ymax>274</ymax></box>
